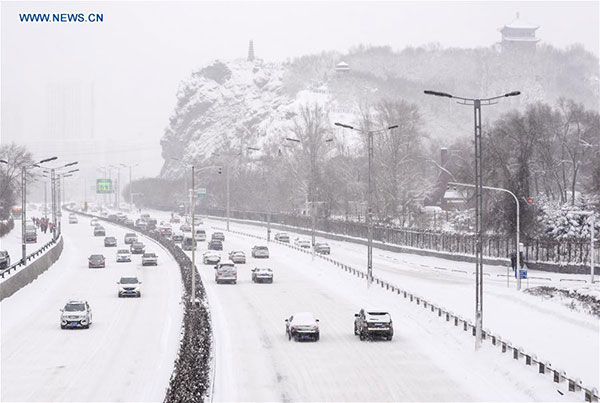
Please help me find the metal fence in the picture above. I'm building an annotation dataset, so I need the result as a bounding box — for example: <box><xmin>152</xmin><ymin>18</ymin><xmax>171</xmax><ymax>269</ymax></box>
<box><xmin>205</xmin><ymin>208</ymin><xmax>598</xmax><ymax>266</ymax></box>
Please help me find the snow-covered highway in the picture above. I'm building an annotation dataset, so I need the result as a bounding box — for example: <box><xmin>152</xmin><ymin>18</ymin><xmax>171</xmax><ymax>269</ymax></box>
<box><xmin>206</xmin><ymin>216</ymin><xmax>599</xmax><ymax>393</ymax></box>
<box><xmin>175</xmin><ymin>214</ymin><xmax>566</xmax><ymax>401</ymax></box>
<box><xmin>1</xmin><ymin>215</ymin><xmax>183</xmax><ymax>402</ymax></box>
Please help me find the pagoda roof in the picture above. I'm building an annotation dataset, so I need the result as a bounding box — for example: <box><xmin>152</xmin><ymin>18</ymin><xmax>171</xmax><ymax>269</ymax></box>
<box><xmin>499</xmin><ymin>13</ymin><xmax>539</xmax><ymax>31</ymax></box>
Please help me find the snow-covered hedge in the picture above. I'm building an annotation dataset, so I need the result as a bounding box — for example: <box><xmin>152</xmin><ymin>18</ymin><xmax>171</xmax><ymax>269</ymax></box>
<box><xmin>0</xmin><ymin>217</ymin><xmax>14</xmax><ymax>238</ymax></box>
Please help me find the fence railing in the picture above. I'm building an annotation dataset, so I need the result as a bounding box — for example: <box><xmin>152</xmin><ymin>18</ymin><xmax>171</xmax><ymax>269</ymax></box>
<box><xmin>0</xmin><ymin>236</ymin><xmax>61</xmax><ymax>279</ymax></box>
<box><xmin>205</xmin><ymin>208</ymin><xmax>598</xmax><ymax>266</ymax></box>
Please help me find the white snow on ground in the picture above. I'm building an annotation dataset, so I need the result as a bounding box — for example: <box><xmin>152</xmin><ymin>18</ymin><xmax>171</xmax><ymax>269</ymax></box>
<box><xmin>1</xmin><ymin>214</ymin><xmax>183</xmax><ymax>402</ymax></box>
<box><xmin>199</xmin><ymin>216</ymin><xmax>600</xmax><ymax>393</ymax></box>
<box><xmin>0</xmin><ymin>219</ymin><xmax>55</xmax><ymax>281</ymax></box>
<box><xmin>145</xmin><ymin>209</ymin><xmax>581</xmax><ymax>401</ymax></box>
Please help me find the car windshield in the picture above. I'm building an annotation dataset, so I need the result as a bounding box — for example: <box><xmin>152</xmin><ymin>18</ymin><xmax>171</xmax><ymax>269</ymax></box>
<box><xmin>256</xmin><ymin>246</ymin><xmax>267</xmax><ymax>250</ymax></box>
<box><xmin>90</xmin><ymin>255</ymin><xmax>104</xmax><ymax>259</ymax></box>
<box><xmin>120</xmin><ymin>277</ymin><xmax>139</xmax><ymax>284</ymax></box>
<box><xmin>133</xmin><ymin>243</ymin><xmax>143</xmax><ymax>247</ymax></box>
<box><xmin>106</xmin><ymin>237</ymin><xmax>115</xmax><ymax>241</ymax></box>
<box><xmin>65</xmin><ymin>303</ymin><xmax>85</xmax><ymax>311</ymax></box>
<box><xmin>143</xmin><ymin>253</ymin><xmax>156</xmax><ymax>257</ymax></box>
<box><xmin>117</xmin><ymin>249</ymin><xmax>129</xmax><ymax>254</ymax></box>
<box><xmin>126</xmin><ymin>233</ymin><xmax>136</xmax><ymax>237</ymax></box>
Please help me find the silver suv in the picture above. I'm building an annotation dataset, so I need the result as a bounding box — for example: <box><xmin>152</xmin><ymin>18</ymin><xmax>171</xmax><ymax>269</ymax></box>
<box><xmin>60</xmin><ymin>300</ymin><xmax>93</xmax><ymax>329</ymax></box>
<box><xmin>117</xmin><ymin>276</ymin><xmax>142</xmax><ymax>297</ymax></box>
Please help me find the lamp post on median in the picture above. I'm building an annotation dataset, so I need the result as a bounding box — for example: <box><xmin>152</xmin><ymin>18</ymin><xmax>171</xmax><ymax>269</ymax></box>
<box><xmin>334</xmin><ymin>122</ymin><xmax>398</xmax><ymax>287</ymax></box>
<box><xmin>425</xmin><ymin>89</ymin><xmax>520</xmax><ymax>350</ymax></box>
<box><xmin>120</xmin><ymin>163</ymin><xmax>139</xmax><ymax>212</ymax></box>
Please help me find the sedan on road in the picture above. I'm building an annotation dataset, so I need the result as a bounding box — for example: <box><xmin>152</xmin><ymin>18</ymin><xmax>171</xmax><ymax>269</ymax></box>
<box><xmin>141</xmin><ymin>253</ymin><xmax>158</xmax><ymax>266</ymax></box>
<box><xmin>94</xmin><ymin>226</ymin><xmax>106</xmax><ymax>237</ymax></box>
<box><xmin>285</xmin><ymin>312</ymin><xmax>320</xmax><ymax>342</ymax></box>
<box><xmin>117</xmin><ymin>276</ymin><xmax>142</xmax><ymax>297</ymax></box>
<box><xmin>229</xmin><ymin>250</ymin><xmax>246</xmax><ymax>264</ymax></box>
<box><xmin>116</xmin><ymin>249</ymin><xmax>131</xmax><ymax>262</ymax></box>
<box><xmin>251</xmin><ymin>267</ymin><xmax>273</xmax><ymax>283</ymax></box>
<box><xmin>203</xmin><ymin>251</ymin><xmax>221</xmax><ymax>265</ymax></box>
<box><xmin>130</xmin><ymin>242</ymin><xmax>145</xmax><ymax>254</ymax></box>
<box><xmin>354</xmin><ymin>308</ymin><xmax>393</xmax><ymax>341</ymax></box>
<box><xmin>104</xmin><ymin>236</ymin><xmax>117</xmax><ymax>247</ymax></box>
<box><xmin>251</xmin><ymin>245</ymin><xmax>269</xmax><ymax>258</ymax></box>
<box><xmin>88</xmin><ymin>254</ymin><xmax>106</xmax><ymax>268</ymax></box>
<box><xmin>208</xmin><ymin>240</ymin><xmax>223</xmax><ymax>251</ymax></box>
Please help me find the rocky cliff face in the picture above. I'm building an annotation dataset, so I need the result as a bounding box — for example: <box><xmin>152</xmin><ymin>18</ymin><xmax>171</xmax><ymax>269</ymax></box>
<box><xmin>160</xmin><ymin>59</ymin><xmax>294</xmax><ymax>177</ymax></box>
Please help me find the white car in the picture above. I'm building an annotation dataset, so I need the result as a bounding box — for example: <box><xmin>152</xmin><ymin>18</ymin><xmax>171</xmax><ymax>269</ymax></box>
<box><xmin>251</xmin><ymin>267</ymin><xmax>273</xmax><ymax>283</ymax></box>
<box><xmin>60</xmin><ymin>300</ymin><xmax>93</xmax><ymax>329</ymax></box>
<box><xmin>124</xmin><ymin>232</ymin><xmax>138</xmax><ymax>244</ymax></box>
<box><xmin>69</xmin><ymin>215</ymin><xmax>78</xmax><ymax>224</ymax></box>
<box><xmin>229</xmin><ymin>250</ymin><xmax>246</xmax><ymax>264</ymax></box>
<box><xmin>195</xmin><ymin>228</ymin><xmax>207</xmax><ymax>241</ymax></box>
<box><xmin>116</xmin><ymin>249</ymin><xmax>131</xmax><ymax>262</ymax></box>
<box><xmin>203</xmin><ymin>251</ymin><xmax>221</xmax><ymax>265</ymax></box>
<box><xmin>285</xmin><ymin>312</ymin><xmax>320</xmax><ymax>341</ymax></box>
<box><xmin>215</xmin><ymin>263</ymin><xmax>237</xmax><ymax>284</ymax></box>
<box><xmin>141</xmin><ymin>253</ymin><xmax>158</xmax><ymax>266</ymax></box>
<box><xmin>295</xmin><ymin>238</ymin><xmax>311</xmax><ymax>248</ymax></box>
<box><xmin>251</xmin><ymin>245</ymin><xmax>269</xmax><ymax>258</ymax></box>
<box><xmin>117</xmin><ymin>276</ymin><xmax>141</xmax><ymax>297</ymax></box>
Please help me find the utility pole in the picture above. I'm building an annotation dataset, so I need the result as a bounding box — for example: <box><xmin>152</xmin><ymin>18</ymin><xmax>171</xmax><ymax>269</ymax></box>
<box><xmin>425</xmin><ymin>89</ymin><xmax>520</xmax><ymax>350</ymax></box>
<box><xmin>191</xmin><ymin>165</ymin><xmax>196</xmax><ymax>306</ymax></box>
<box><xmin>226</xmin><ymin>161</ymin><xmax>230</xmax><ymax>231</ymax></box>
<box><xmin>21</xmin><ymin>167</ymin><xmax>26</xmax><ymax>263</ymax></box>
<box><xmin>334</xmin><ymin>123</ymin><xmax>398</xmax><ymax>288</ymax></box>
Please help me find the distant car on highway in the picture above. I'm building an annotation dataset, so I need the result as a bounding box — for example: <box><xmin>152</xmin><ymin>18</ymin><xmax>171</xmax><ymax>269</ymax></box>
<box><xmin>88</xmin><ymin>254</ymin><xmax>106</xmax><ymax>268</ymax></box>
<box><xmin>208</xmin><ymin>240</ymin><xmax>223</xmax><ymax>250</ymax></box>
<box><xmin>354</xmin><ymin>308</ymin><xmax>393</xmax><ymax>341</ymax></box>
<box><xmin>251</xmin><ymin>267</ymin><xmax>273</xmax><ymax>283</ymax></box>
<box><xmin>203</xmin><ymin>251</ymin><xmax>221</xmax><ymax>265</ymax></box>
<box><xmin>314</xmin><ymin>242</ymin><xmax>330</xmax><ymax>255</ymax></box>
<box><xmin>141</xmin><ymin>252</ymin><xmax>158</xmax><ymax>266</ymax></box>
<box><xmin>170</xmin><ymin>215</ymin><xmax>181</xmax><ymax>224</ymax></box>
<box><xmin>285</xmin><ymin>312</ymin><xmax>320</xmax><ymax>341</ymax></box>
<box><xmin>182</xmin><ymin>235</ymin><xmax>196</xmax><ymax>251</ymax></box>
<box><xmin>116</xmin><ymin>249</ymin><xmax>131</xmax><ymax>262</ymax></box>
<box><xmin>124</xmin><ymin>232</ymin><xmax>138</xmax><ymax>244</ymax></box>
<box><xmin>135</xmin><ymin>220</ymin><xmax>147</xmax><ymax>231</ymax></box>
<box><xmin>172</xmin><ymin>232</ymin><xmax>184</xmax><ymax>243</ymax></box>
<box><xmin>180</xmin><ymin>224</ymin><xmax>191</xmax><ymax>233</ymax></box>
<box><xmin>124</xmin><ymin>218</ymin><xmax>134</xmax><ymax>226</ymax></box>
<box><xmin>251</xmin><ymin>245</ymin><xmax>269</xmax><ymax>258</ymax></box>
<box><xmin>24</xmin><ymin>224</ymin><xmax>37</xmax><ymax>243</ymax></box>
<box><xmin>294</xmin><ymin>238</ymin><xmax>311</xmax><ymax>249</ymax></box>
<box><xmin>104</xmin><ymin>236</ymin><xmax>117</xmax><ymax>247</ymax></box>
<box><xmin>215</xmin><ymin>263</ymin><xmax>237</xmax><ymax>284</ymax></box>
<box><xmin>69</xmin><ymin>214</ymin><xmax>78</xmax><ymax>224</ymax></box>
<box><xmin>60</xmin><ymin>300</ymin><xmax>92</xmax><ymax>329</ymax></box>
<box><xmin>195</xmin><ymin>228</ymin><xmax>207</xmax><ymax>241</ymax></box>
<box><xmin>130</xmin><ymin>242</ymin><xmax>145</xmax><ymax>254</ymax></box>
<box><xmin>0</xmin><ymin>251</ymin><xmax>11</xmax><ymax>269</ymax></box>
<box><xmin>158</xmin><ymin>224</ymin><xmax>173</xmax><ymax>238</ymax></box>
<box><xmin>211</xmin><ymin>231</ymin><xmax>225</xmax><ymax>242</ymax></box>
<box><xmin>229</xmin><ymin>250</ymin><xmax>246</xmax><ymax>264</ymax></box>
<box><xmin>274</xmin><ymin>232</ymin><xmax>290</xmax><ymax>243</ymax></box>
<box><xmin>117</xmin><ymin>276</ymin><xmax>142</xmax><ymax>297</ymax></box>
<box><xmin>93</xmin><ymin>226</ymin><xmax>106</xmax><ymax>236</ymax></box>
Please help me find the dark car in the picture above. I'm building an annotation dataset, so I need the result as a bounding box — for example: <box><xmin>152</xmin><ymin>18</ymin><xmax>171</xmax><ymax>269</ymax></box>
<box><xmin>104</xmin><ymin>236</ymin><xmax>117</xmax><ymax>247</ymax></box>
<box><xmin>211</xmin><ymin>232</ymin><xmax>225</xmax><ymax>242</ymax></box>
<box><xmin>180</xmin><ymin>224</ymin><xmax>192</xmax><ymax>232</ymax></box>
<box><xmin>135</xmin><ymin>220</ymin><xmax>147</xmax><ymax>231</ymax></box>
<box><xmin>208</xmin><ymin>240</ymin><xmax>223</xmax><ymax>251</ymax></box>
<box><xmin>314</xmin><ymin>242</ymin><xmax>331</xmax><ymax>255</ymax></box>
<box><xmin>88</xmin><ymin>254</ymin><xmax>106</xmax><ymax>268</ymax></box>
<box><xmin>354</xmin><ymin>309</ymin><xmax>393</xmax><ymax>341</ymax></box>
<box><xmin>0</xmin><ymin>251</ymin><xmax>11</xmax><ymax>269</ymax></box>
<box><xmin>108</xmin><ymin>214</ymin><xmax>118</xmax><ymax>221</ymax></box>
<box><xmin>172</xmin><ymin>233</ymin><xmax>184</xmax><ymax>243</ymax></box>
<box><xmin>130</xmin><ymin>242</ymin><xmax>145</xmax><ymax>254</ymax></box>
<box><xmin>93</xmin><ymin>226</ymin><xmax>106</xmax><ymax>236</ymax></box>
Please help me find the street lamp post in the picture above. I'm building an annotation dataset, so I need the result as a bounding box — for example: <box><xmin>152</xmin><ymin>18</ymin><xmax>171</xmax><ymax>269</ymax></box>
<box><xmin>449</xmin><ymin>181</ymin><xmax>521</xmax><ymax>290</ymax></box>
<box><xmin>334</xmin><ymin>123</ymin><xmax>398</xmax><ymax>287</ymax></box>
<box><xmin>21</xmin><ymin>156</ymin><xmax>58</xmax><ymax>261</ymax></box>
<box><xmin>425</xmin><ymin>89</ymin><xmax>520</xmax><ymax>349</ymax></box>
<box><xmin>120</xmin><ymin>163</ymin><xmax>138</xmax><ymax>212</ymax></box>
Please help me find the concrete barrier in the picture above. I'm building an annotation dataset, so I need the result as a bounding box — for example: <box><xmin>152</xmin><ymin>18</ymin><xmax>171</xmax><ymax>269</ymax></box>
<box><xmin>0</xmin><ymin>236</ymin><xmax>64</xmax><ymax>301</ymax></box>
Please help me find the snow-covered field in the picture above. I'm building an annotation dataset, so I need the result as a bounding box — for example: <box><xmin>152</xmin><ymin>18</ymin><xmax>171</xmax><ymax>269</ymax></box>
<box><xmin>0</xmin><ymin>215</ymin><xmax>183</xmax><ymax>402</ymax></box>
<box><xmin>200</xmin><ymin>216</ymin><xmax>599</xmax><ymax>394</ymax></box>
<box><xmin>143</xmin><ymin>209</ymin><xmax>583</xmax><ymax>401</ymax></box>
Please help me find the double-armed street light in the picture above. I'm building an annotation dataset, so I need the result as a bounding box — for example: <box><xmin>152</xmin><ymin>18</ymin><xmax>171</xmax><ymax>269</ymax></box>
<box><xmin>425</xmin><ymin>89</ymin><xmax>520</xmax><ymax>350</ymax></box>
<box><xmin>334</xmin><ymin>122</ymin><xmax>398</xmax><ymax>287</ymax></box>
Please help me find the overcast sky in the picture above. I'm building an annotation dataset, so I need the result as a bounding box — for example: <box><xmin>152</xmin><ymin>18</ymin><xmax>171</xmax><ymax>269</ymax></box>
<box><xmin>2</xmin><ymin>0</ymin><xmax>599</xmax><ymax>182</ymax></box>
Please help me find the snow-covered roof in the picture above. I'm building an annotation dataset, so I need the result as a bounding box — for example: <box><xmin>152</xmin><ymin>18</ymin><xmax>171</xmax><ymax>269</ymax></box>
<box><xmin>336</xmin><ymin>61</ymin><xmax>349</xmax><ymax>68</ymax></box>
<box><xmin>443</xmin><ymin>190</ymin><xmax>466</xmax><ymax>200</ymax></box>
<box><xmin>500</xmin><ymin>13</ymin><xmax>539</xmax><ymax>31</ymax></box>
<box><xmin>291</xmin><ymin>312</ymin><xmax>317</xmax><ymax>324</ymax></box>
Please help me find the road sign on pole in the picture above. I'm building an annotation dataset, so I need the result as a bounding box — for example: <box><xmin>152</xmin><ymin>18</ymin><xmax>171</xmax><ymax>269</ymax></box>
<box><xmin>196</xmin><ymin>188</ymin><xmax>207</xmax><ymax>200</ymax></box>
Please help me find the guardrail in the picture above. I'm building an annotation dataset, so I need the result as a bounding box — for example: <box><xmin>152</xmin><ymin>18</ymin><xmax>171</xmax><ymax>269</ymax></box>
<box><xmin>0</xmin><ymin>236</ymin><xmax>60</xmax><ymax>279</ymax></box>
<box><xmin>219</xmin><ymin>225</ymin><xmax>599</xmax><ymax>402</ymax></box>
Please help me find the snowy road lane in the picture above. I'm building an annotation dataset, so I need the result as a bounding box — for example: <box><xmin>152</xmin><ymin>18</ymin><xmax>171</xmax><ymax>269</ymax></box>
<box><xmin>190</xmin><ymin>223</ymin><xmax>564</xmax><ymax>402</ymax></box>
<box><xmin>1</xmin><ymin>216</ymin><xmax>183</xmax><ymax>402</ymax></box>
<box><xmin>207</xmin><ymin>217</ymin><xmax>599</xmax><ymax>391</ymax></box>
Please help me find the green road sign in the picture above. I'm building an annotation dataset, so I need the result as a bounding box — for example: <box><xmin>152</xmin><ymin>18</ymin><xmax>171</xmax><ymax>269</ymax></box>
<box><xmin>96</xmin><ymin>179</ymin><xmax>113</xmax><ymax>194</ymax></box>
<box><xmin>197</xmin><ymin>188</ymin><xmax>207</xmax><ymax>200</ymax></box>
